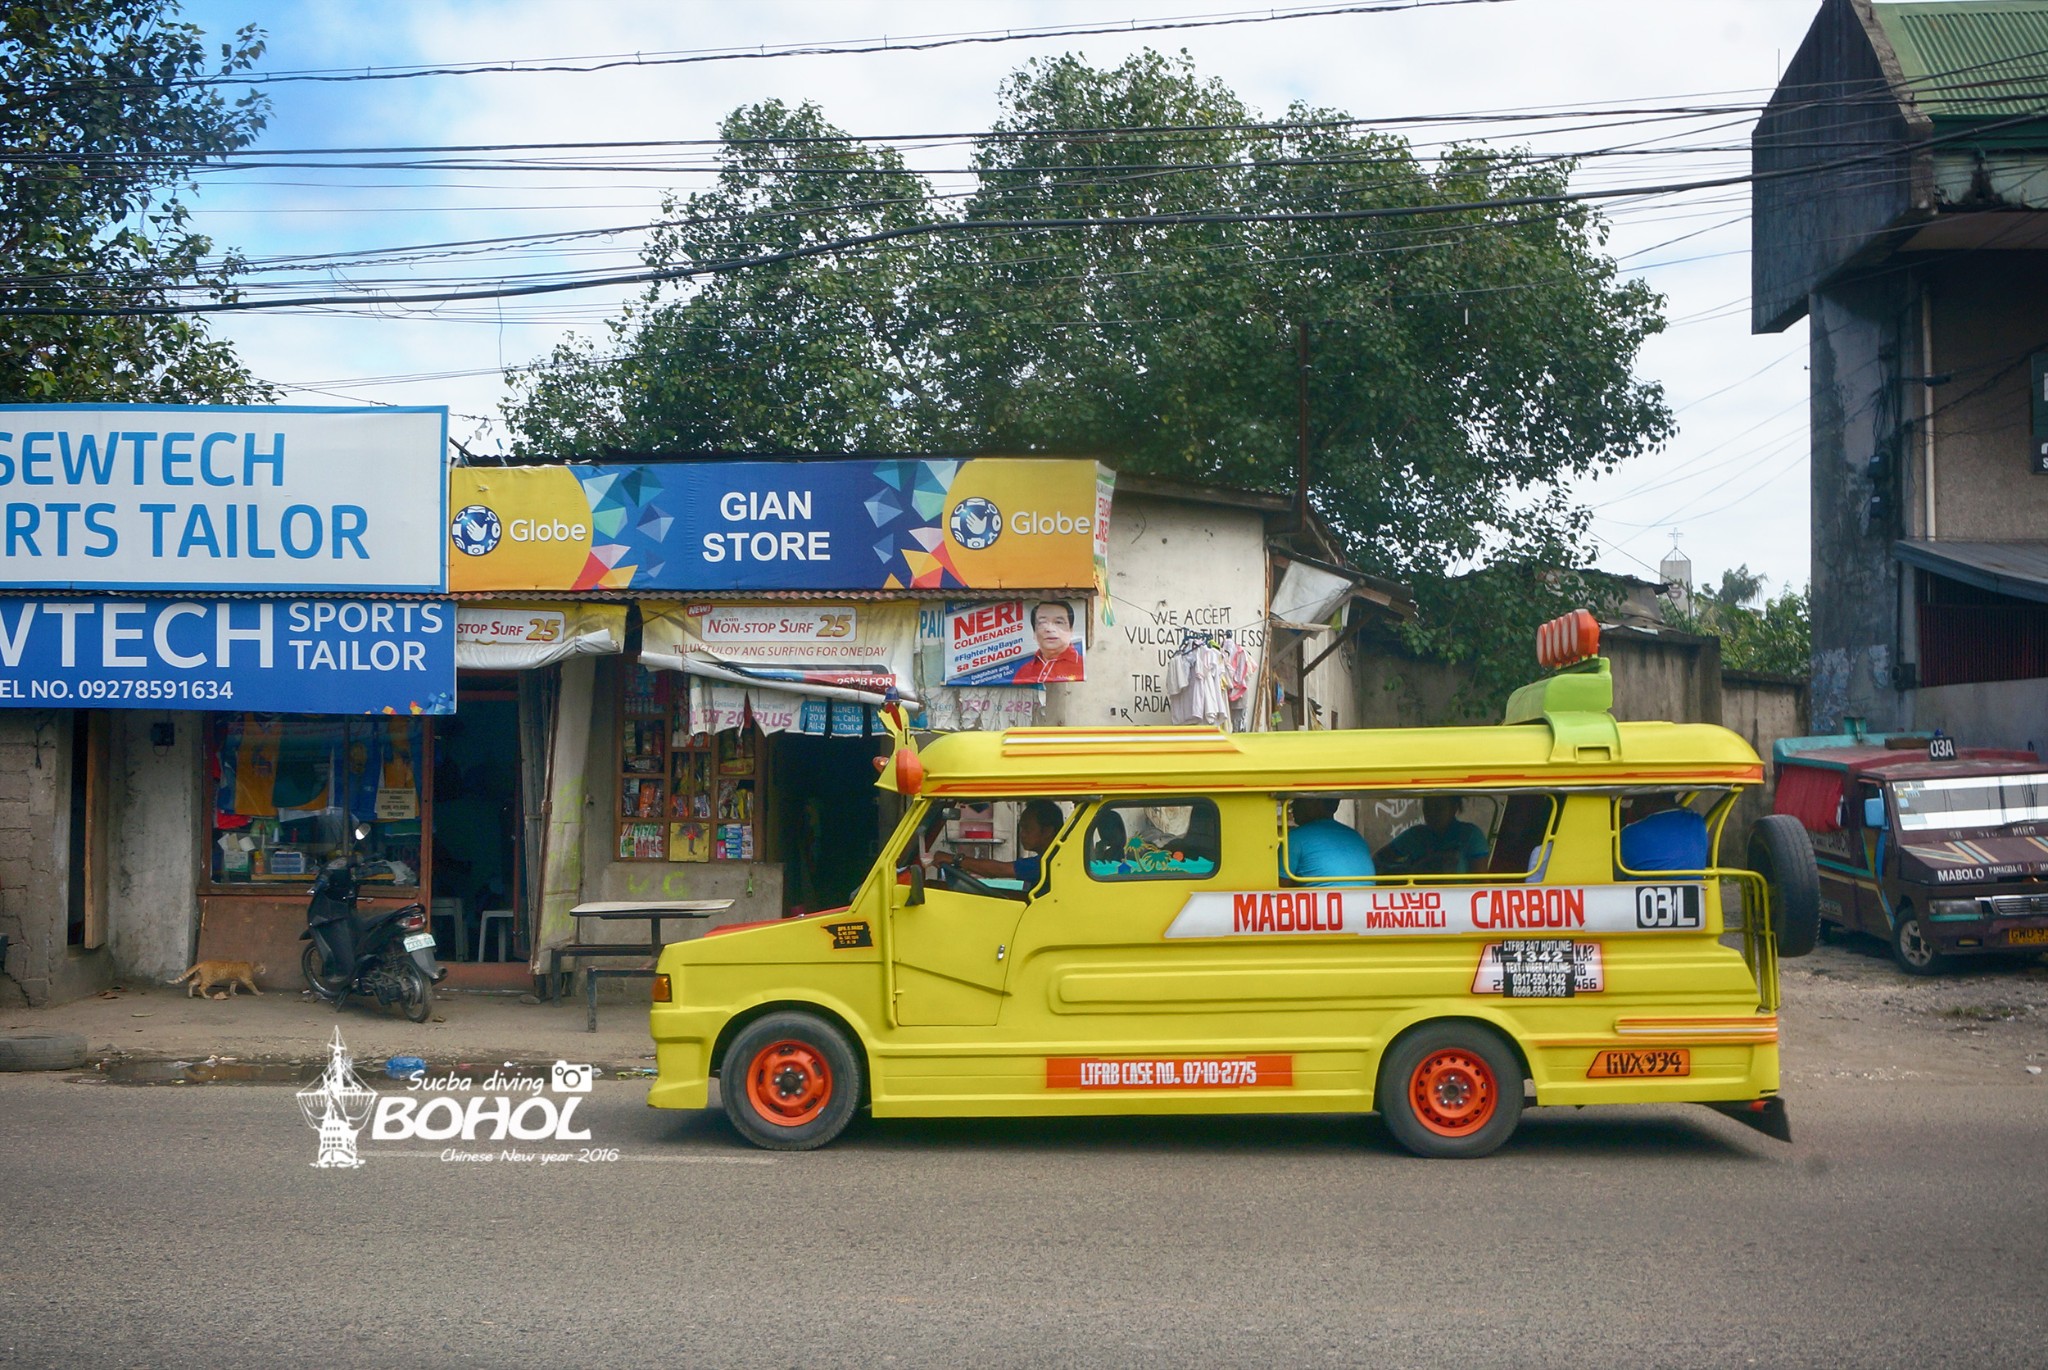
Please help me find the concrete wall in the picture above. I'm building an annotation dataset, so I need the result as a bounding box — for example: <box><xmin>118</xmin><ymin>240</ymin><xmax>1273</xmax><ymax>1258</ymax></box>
<box><xmin>1925</xmin><ymin>253</ymin><xmax>2048</xmax><ymax>542</ymax></box>
<box><xmin>1040</xmin><ymin>492</ymin><xmax>1268</xmax><ymax>729</ymax></box>
<box><xmin>1352</xmin><ymin>630</ymin><xmax>1727</xmax><ymax>730</ymax></box>
<box><xmin>106</xmin><ymin>712</ymin><xmax>203</xmax><ymax>983</ymax></box>
<box><xmin>1906</xmin><ymin>679</ymin><xmax>2048</xmax><ymax>756</ymax></box>
<box><xmin>0</xmin><ymin>711</ymin><xmax>66</xmax><ymax>1007</ymax></box>
<box><xmin>1808</xmin><ymin>270</ymin><xmax>1917</xmax><ymax>735</ymax></box>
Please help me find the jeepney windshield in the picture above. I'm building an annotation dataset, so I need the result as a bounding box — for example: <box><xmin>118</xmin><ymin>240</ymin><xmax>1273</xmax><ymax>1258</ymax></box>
<box><xmin>1891</xmin><ymin>773</ymin><xmax>2048</xmax><ymax>833</ymax></box>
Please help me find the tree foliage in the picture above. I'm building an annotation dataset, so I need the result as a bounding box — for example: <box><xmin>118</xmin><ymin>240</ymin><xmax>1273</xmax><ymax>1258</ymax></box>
<box><xmin>0</xmin><ymin>0</ymin><xmax>271</xmax><ymax>402</ymax></box>
<box><xmin>1666</xmin><ymin>565</ymin><xmax>1812</xmax><ymax>678</ymax></box>
<box><xmin>505</xmin><ymin>53</ymin><xmax>1673</xmax><ymax>701</ymax></box>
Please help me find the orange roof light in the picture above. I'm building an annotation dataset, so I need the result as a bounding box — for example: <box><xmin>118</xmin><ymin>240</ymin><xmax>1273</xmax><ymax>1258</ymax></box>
<box><xmin>1536</xmin><ymin>609</ymin><xmax>1600</xmax><ymax>669</ymax></box>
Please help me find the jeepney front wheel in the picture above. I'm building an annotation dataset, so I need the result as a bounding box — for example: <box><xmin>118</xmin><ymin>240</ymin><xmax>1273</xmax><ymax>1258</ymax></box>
<box><xmin>1890</xmin><ymin>906</ymin><xmax>1951</xmax><ymax>978</ymax></box>
<box><xmin>1378</xmin><ymin>1023</ymin><xmax>1524</xmax><ymax>1159</ymax></box>
<box><xmin>721</xmin><ymin>1011</ymin><xmax>863</xmax><ymax>1151</ymax></box>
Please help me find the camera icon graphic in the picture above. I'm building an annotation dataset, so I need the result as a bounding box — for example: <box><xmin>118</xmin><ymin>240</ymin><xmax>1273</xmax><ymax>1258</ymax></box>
<box><xmin>550</xmin><ymin>1061</ymin><xmax>594</xmax><ymax>1094</ymax></box>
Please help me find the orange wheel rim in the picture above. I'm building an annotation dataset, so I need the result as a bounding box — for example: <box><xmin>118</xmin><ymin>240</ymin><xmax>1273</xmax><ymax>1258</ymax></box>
<box><xmin>1409</xmin><ymin>1048</ymin><xmax>1496</xmax><ymax>1138</ymax></box>
<box><xmin>745</xmin><ymin>1040</ymin><xmax>832</xmax><ymax>1126</ymax></box>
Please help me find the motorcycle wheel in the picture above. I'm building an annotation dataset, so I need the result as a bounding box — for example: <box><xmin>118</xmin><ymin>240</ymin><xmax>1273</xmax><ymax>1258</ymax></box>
<box><xmin>302</xmin><ymin>942</ymin><xmax>347</xmax><ymax>1002</ymax></box>
<box><xmin>398</xmin><ymin>961</ymin><xmax>433</xmax><ymax>1024</ymax></box>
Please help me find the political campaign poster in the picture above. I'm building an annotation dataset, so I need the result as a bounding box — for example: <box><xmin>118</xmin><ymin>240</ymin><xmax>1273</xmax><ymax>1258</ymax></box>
<box><xmin>943</xmin><ymin>599</ymin><xmax>1087</xmax><ymax>685</ymax></box>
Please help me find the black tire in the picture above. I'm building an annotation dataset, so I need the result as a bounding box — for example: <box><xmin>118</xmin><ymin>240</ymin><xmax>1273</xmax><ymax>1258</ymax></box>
<box><xmin>0</xmin><ymin>1030</ymin><xmax>90</xmax><ymax>1072</ymax></box>
<box><xmin>1748</xmin><ymin>815</ymin><xmax>1821</xmax><ymax>958</ymax></box>
<box><xmin>720</xmin><ymin>1011</ymin><xmax>863</xmax><ymax>1151</ymax></box>
<box><xmin>398</xmin><ymin>961</ymin><xmax>433</xmax><ymax>1023</ymax></box>
<box><xmin>1890</xmin><ymin>906</ymin><xmax>1950</xmax><ymax>977</ymax></box>
<box><xmin>1377</xmin><ymin>1023</ymin><xmax>1525</xmax><ymax>1159</ymax></box>
<box><xmin>301</xmin><ymin>942</ymin><xmax>347</xmax><ymax>1002</ymax></box>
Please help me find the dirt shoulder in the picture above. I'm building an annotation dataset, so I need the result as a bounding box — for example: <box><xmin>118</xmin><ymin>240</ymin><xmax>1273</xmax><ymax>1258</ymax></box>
<box><xmin>1780</xmin><ymin>935</ymin><xmax>2048</xmax><ymax>1087</ymax></box>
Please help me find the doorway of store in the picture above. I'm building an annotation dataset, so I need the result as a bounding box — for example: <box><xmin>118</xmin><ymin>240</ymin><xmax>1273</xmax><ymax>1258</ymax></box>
<box><xmin>774</xmin><ymin>731</ymin><xmax>890</xmax><ymax>917</ymax></box>
<box><xmin>432</xmin><ymin>676</ymin><xmax>524</xmax><ymax>975</ymax></box>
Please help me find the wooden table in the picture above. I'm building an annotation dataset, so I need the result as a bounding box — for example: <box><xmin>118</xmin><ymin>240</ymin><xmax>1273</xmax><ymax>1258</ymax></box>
<box><xmin>556</xmin><ymin>901</ymin><xmax>736</xmax><ymax>1032</ymax></box>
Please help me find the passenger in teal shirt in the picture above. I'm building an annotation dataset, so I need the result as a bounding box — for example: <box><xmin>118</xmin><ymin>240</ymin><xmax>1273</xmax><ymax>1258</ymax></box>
<box><xmin>1377</xmin><ymin>796</ymin><xmax>1491</xmax><ymax>875</ymax></box>
<box><xmin>1284</xmin><ymin>798</ymin><xmax>1376</xmax><ymax>883</ymax></box>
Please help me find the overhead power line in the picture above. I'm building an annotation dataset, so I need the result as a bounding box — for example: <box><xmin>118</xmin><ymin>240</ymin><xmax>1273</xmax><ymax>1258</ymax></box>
<box><xmin>24</xmin><ymin>1</ymin><xmax>1510</xmax><ymax>92</ymax></box>
<box><xmin>15</xmin><ymin>95</ymin><xmax>2043</xmax><ymax>319</ymax></box>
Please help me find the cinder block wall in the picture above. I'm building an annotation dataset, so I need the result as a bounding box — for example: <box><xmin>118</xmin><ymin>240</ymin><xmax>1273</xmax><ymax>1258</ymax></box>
<box><xmin>0</xmin><ymin>712</ymin><xmax>66</xmax><ymax>1007</ymax></box>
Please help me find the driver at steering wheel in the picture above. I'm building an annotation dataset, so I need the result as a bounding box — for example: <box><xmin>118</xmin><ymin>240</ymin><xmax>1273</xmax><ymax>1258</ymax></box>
<box><xmin>932</xmin><ymin>799</ymin><xmax>1063</xmax><ymax>891</ymax></box>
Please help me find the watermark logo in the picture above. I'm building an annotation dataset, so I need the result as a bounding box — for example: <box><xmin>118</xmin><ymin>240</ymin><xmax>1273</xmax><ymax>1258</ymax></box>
<box><xmin>948</xmin><ymin>496</ymin><xmax>1002</xmax><ymax>551</ymax></box>
<box><xmin>295</xmin><ymin>1034</ymin><xmax>611</xmax><ymax>1168</ymax></box>
<box><xmin>296</xmin><ymin>1027</ymin><xmax>376</xmax><ymax>1169</ymax></box>
<box><xmin>450</xmin><ymin>504</ymin><xmax>502</xmax><ymax>557</ymax></box>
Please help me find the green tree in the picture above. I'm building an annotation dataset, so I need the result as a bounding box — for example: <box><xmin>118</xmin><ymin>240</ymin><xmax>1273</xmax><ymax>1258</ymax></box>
<box><xmin>507</xmin><ymin>100</ymin><xmax>958</xmax><ymax>455</ymax></box>
<box><xmin>0</xmin><ymin>0</ymin><xmax>271</xmax><ymax>402</ymax></box>
<box><xmin>1667</xmin><ymin>565</ymin><xmax>1812</xmax><ymax>678</ymax></box>
<box><xmin>505</xmin><ymin>54</ymin><xmax>1673</xmax><ymax>704</ymax></box>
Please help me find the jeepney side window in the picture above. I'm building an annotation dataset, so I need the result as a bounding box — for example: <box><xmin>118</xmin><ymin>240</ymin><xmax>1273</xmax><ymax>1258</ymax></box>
<box><xmin>1085</xmin><ymin>799</ymin><xmax>1221</xmax><ymax>881</ymax></box>
<box><xmin>1614</xmin><ymin>790</ymin><xmax>1718</xmax><ymax>875</ymax></box>
<box><xmin>1358</xmin><ymin>791</ymin><xmax>1542</xmax><ymax>879</ymax></box>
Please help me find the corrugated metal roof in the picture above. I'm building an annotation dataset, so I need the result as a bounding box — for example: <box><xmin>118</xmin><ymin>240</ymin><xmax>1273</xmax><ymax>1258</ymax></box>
<box><xmin>1874</xmin><ymin>2</ymin><xmax>2048</xmax><ymax>119</ymax></box>
<box><xmin>1894</xmin><ymin>538</ymin><xmax>2048</xmax><ymax>602</ymax></box>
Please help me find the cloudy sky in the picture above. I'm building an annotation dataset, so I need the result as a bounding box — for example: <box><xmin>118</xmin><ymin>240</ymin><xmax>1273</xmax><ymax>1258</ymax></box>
<box><xmin>171</xmin><ymin>0</ymin><xmax>1832</xmax><ymax>595</ymax></box>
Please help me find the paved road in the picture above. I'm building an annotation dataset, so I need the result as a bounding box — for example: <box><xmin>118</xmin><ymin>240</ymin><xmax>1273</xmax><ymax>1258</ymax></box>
<box><xmin>4</xmin><ymin>1056</ymin><xmax>2046</xmax><ymax>1369</ymax></box>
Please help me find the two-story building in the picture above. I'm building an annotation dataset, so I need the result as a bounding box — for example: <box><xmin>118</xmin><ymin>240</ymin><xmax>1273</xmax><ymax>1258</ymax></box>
<box><xmin>1754</xmin><ymin>0</ymin><xmax>2048</xmax><ymax>752</ymax></box>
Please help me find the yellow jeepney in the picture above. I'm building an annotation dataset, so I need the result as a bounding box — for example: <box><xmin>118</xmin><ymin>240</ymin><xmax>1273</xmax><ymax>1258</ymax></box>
<box><xmin>649</xmin><ymin>615</ymin><xmax>1818</xmax><ymax>1157</ymax></box>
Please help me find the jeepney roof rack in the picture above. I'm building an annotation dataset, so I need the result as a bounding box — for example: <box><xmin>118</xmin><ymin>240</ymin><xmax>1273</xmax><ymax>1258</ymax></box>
<box><xmin>1502</xmin><ymin>609</ymin><xmax>1623</xmax><ymax>764</ymax></box>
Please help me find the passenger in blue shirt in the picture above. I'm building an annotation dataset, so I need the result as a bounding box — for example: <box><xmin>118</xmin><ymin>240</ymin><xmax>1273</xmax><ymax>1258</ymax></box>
<box><xmin>1284</xmin><ymin>798</ymin><xmax>1376</xmax><ymax>883</ymax></box>
<box><xmin>1619</xmin><ymin>796</ymin><xmax>1710</xmax><ymax>872</ymax></box>
<box><xmin>932</xmin><ymin>799</ymin><xmax>1064</xmax><ymax>893</ymax></box>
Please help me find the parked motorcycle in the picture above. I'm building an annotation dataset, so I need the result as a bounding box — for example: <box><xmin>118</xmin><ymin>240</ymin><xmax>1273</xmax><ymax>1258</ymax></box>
<box><xmin>301</xmin><ymin>830</ymin><xmax>444</xmax><ymax>1023</ymax></box>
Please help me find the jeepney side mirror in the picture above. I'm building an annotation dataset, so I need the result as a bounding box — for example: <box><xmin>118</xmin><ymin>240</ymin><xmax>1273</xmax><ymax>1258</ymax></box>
<box><xmin>1863</xmin><ymin>795</ymin><xmax>1886</xmax><ymax>829</ymax></box>
<box><xmin>904</xmin><ymin>864</ymin><xmax>925</xmax><ymax>908</ymax></box>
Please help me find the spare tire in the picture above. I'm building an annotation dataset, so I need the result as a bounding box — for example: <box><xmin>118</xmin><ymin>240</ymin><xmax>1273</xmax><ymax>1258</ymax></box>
<box><xmin>1748</xmin><ymin>814</ymin><xmax>1821</xmax><ymax>958</ymax></box>
<box><xmin>0</xmin><ymin>1029</ymin><xmax>90</xmax><ymax>1072</ymax></box>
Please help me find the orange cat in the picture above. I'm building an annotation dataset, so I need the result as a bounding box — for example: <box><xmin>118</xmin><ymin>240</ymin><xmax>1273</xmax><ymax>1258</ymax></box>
<box><xmin>169</xmin><ymin>960</ymin><xmax>266</xmax><ymax>999</ymax></box>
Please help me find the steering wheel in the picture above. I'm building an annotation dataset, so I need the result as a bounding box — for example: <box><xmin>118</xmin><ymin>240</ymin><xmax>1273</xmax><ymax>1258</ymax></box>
<box><xmin>930</xmin><ymin>860</ymin><xmax>1004</xmax><ymax>899</ymax></box>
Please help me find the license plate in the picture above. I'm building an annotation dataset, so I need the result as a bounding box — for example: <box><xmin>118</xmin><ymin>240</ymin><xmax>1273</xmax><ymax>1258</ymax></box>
<box><xmin>2010</xmin><ymin>927</ymin><xmax>2048</xmax><ymax>945</ymax></box>
<box><xmin>401</xmin><ymin>932</ymin><xmax>435</xmax><ymax>952</ymax></box>
<box><xmin>1587</xmin><ymin>1049</ymin><xmax>1691</xmax><ymax>1079</ymax></box>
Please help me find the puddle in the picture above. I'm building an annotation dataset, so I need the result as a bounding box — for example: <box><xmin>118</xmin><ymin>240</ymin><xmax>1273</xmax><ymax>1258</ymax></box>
<box><xmin>77</xmin><ymin>1057</ymin><xmax>637</xmax><ymax>1087</ymax></box>
<box><xmin>84</xmin><ymin>1058</ymin><xmax>320</xmax><ymax>1086</ymax></box>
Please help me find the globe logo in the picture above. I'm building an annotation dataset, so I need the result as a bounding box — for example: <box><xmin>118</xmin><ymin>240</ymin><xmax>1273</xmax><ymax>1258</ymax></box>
<box><xmin>450</xmin><ymin>504</ymin><xmax>502</xmax><ymax>557</ymax></box>
<box><xmin>948</xmin><ymin>496</ymin><xmax>1002</xmax><ymax>551</ymax></box>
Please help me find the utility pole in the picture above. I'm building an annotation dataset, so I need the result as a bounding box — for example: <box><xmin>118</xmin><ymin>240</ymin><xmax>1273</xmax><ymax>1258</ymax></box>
<box><xmin>1294</xmin><ymin>320</ymin><xmax>1311</xmax><ymax>530</ymax></box>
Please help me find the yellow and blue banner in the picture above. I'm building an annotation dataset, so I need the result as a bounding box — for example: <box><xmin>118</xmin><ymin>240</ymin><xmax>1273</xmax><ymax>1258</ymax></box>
<box><xmin>448</xmin><ymin>459</ymin><xmax>1110</xmax><ymax>593</ymax></box>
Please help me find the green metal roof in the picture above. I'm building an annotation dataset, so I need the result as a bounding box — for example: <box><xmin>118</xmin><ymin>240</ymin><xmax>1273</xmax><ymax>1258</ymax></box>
<box><xmin>1874</xmin><ymin>2</ymin><xmax>2048</xmax><ymax>120</ymax></box>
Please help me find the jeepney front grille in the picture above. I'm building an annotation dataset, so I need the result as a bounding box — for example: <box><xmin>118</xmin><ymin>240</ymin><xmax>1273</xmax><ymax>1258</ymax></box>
<box><xmin>1987</xmin><ymin>894</ymin><xmax>2048</xmax><ymax>917</ymax></box>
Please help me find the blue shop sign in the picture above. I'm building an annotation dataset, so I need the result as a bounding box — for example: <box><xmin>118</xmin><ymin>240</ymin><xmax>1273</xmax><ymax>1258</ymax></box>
<box><xmin>0</xmin><ymin>597</ymin><xmax>454</xmax><ymax>714</ymax></box>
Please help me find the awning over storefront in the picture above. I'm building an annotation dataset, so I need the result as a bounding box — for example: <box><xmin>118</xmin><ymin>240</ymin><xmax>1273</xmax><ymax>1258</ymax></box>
<box><xmin>1895</xmin><ymin>540</ymin><xmax>2048</xmax><ymax>604</ymax></box>
<box><xmin>638</xmin><ymin>602</ymin><xmax>921</xmax><ymax>724</ymax></box>
<box><xmin>455</xmin><ymin>603</ymin><xmax>626</xmax><ymax>670</ymax></box>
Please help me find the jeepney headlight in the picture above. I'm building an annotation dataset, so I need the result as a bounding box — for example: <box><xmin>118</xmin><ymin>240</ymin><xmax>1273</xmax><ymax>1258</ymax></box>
<box><xmin>1929</xmin><ymin>899</ymin><xmax>1982</xmax><ymax>920</ymax></box>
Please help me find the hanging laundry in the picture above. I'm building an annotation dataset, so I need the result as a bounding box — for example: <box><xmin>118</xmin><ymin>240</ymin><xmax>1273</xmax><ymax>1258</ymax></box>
<box><xmin>1167</xmin><ymin>643</ymin><xmax>1232</xmax><ymax>729</ymax></box>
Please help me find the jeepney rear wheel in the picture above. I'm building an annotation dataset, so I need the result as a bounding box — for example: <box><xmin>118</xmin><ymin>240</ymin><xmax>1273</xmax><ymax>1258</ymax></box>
<box><xmin>722</xmin><ymin>1011</ymin><xmax>862</xmax><ymax>1151</ymax></box>
<box><xmin>1378</xmin><ymin>1023</ymin><xmax>1524</xmax><ymax>1160</ymax></box>
<box><xmin>1748</xmin><ymin>815</ymin><xmax>1821</xmax><ymax>959</ymax></box>
<box><xmin>1890</xmin><ymin>906</ymin><xmax>1950</xmax><ymax>978</ymax></box>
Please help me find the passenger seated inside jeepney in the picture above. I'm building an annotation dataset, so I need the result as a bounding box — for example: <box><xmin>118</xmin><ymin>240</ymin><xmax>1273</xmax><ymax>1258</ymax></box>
<box><xmin>1282</xmin><ymin>797</ymin><xmax>1376</xmax><ymax>884</ymax></box>
<box><xmin>1086</xmin><ymin>801</ymin><xmax>1220</xmax><ymax>878</ymax></box>
<box><xmin>1376</xmin><ymin>795</ymin><xmax>1491</xmax><ymax>876</ymax></box>
<box><xmin>1618</xmin><ymin>793</ymin><xmax>1710</xmax><ymax>873</ymax></box>
<box><xmin>932</xmin><ymin>799</ymin><xmax>1063</xmax><ymax>894</ymax></box>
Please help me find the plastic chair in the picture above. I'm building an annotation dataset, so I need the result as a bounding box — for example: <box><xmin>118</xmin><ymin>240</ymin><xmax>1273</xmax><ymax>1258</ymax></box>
<box><xmin>477</xmin><ymin>909</ymin><xmax>517</xmax><ymax>962</ymax></box>
<box><xmin>429</xmin><ymin>896</ymin><xmax>467</xmax><ymax>962</ymax></box>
